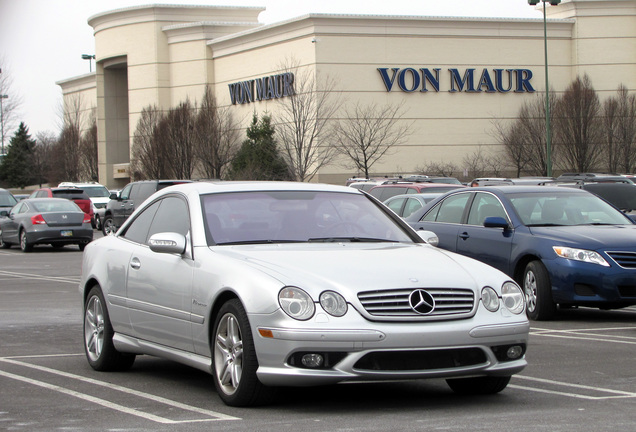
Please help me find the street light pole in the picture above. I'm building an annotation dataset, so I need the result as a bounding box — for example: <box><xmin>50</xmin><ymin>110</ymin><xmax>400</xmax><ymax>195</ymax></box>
<box><xmin>529</xmin><ymin>0</ymin><xmax>560</xmax><ymax>177</ymax></box>
<box><xmin>81</xmin><ymin>54</ymin><xmax>96</xmax><ymax>73</ymax></box>
<box><xmin>0</xmin><ymin>94</ymin><xmax>7</xmax><ymax>156</ymax></box>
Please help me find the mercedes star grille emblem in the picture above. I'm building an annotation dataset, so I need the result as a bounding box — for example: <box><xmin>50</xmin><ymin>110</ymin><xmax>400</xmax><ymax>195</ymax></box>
<box><xmin>409</xmin><ymin>289</ymin><xmax>435</xmax><ymax>315</ymax></box>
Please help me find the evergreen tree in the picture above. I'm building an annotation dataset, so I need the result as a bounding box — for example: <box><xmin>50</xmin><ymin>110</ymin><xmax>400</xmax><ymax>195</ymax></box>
<box><xmin>0</xmin><ymin>122</ymin><xmax>36</xmax><ymax>188</ymax></box>
<box><xmin>228</xmin><ymin>113</ymin><xmax>291</xmax><ymax>180</ymax></box>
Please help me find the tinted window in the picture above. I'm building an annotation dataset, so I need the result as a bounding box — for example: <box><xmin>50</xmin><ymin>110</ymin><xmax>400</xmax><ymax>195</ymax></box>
<box><xmin>201</xmin><ymin>191</ymin><xmax>413</xmax><ymax>245</ymax></box>
<box><xmin>122</xmin><ymin>200</ymin><xmax>160</xmax><ymax>244</ymax></box>
<box><xmin>82</xmin><ymin>186</ymin><xmax>110</xmax><ymax>198</ymax></box>
<box><xmin>52</xmin><ymin>190</ymin><xmax>90</xmax><ymax>200</ymax></box>
<box><xmin>147</xmin><ymin>196</ymin><xmax>190</xmax><ymax>239</ymax></box>
<box><xmin>135</xmin><ymin>183</ymin><xmax>158</xmax><ymax>203</ymax></box>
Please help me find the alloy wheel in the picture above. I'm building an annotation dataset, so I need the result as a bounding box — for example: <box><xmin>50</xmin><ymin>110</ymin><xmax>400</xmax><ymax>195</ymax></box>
<box><xmin>214</xmin><ymin>313</ymin><xmax>244</xmax><ymax>395</ymax></box>
<box><xmin>84</xmin><ymin>295</ymin><xmax>105</xmax><ymax>362</ymax></box>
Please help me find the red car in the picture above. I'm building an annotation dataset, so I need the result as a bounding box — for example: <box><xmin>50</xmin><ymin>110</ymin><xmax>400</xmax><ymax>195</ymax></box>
<box><xmin>29</xmin><ymin>187</ymin><xmax>95</xmax><ymax>223</ymax></box>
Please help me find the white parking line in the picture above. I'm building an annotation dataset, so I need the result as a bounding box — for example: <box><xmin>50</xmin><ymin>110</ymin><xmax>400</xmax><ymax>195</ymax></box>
<box><xmin>512</xmin><ymin>375</ymin><xmax>636</xmax><ymax>400</ymax></box>
<box><xmin>0</xmin><ymin>270</ymin><xmax>79</xmax><ymax>284</ymax></box>
<box><xmin>531</xmin><ymin>326</ymin><xmax>636</xmax><ymax>345</ymax></box>
<box><xmin>0</xmin><ymin>356</ymin><xmax>240</xmax><ymax>424</ymax></box>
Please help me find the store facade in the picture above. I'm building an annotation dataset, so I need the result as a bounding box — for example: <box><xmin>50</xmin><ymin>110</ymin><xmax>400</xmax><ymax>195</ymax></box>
<box><xmin>57</xmin><ymin>1</ymin><xmax>636</xmax><ymax>187</ymax></box>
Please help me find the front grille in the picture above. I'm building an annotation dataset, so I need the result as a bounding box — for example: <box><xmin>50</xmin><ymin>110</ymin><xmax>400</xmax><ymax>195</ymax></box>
<box><xmin>354</xmin><ymin>348</ymin><xmax>487</xmax><ymax>371</ymax></box>
<box><xmin>606</xmin><ymin>251</ymin><xmax>636</xmax><ymax>269</ymax></box>
<box><xmin>357</xmin><ymin>288</ymin><xmax>475</xmax><ymax>319</ymax></box>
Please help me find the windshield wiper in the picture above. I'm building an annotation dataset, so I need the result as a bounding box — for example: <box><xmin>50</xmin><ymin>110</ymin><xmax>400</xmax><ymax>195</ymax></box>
<box><xmin>215</xmin><ymin>239</ymin><xmax>300</xmax><ymax>245</ymax></box>
<box><xmin>308</xmin><ymin>237</ymin><xmax>394</xmax><ymax>243</ymax></box>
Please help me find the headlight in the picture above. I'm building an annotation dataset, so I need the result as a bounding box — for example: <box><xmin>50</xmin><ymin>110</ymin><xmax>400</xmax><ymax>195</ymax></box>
<box><xmin>319</xmin><ymin>291</ymin><xmax>348</xmax><ymax>317</ymax></box>
<box><xmin>279</xmin><ymin>287</ymin><xmax>315</xmax><ymax>320</ymax></box>
<box><xmin>481</xmin><ymin>287</ymin><xmax>499</xmax><ymax>312</ymax></box>
<box><xmin>553</xmin><ymin>246</ymin><xmax>609</xmax><ymax>267</ymax></box>
<box><xmin>501</xmin><ymin>281</ymin><xmax>525</xmax><ymax>314</ymax></box>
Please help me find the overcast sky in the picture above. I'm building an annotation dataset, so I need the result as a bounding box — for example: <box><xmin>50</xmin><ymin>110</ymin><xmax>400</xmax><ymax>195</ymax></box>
<box><xmin>0</xmin><ymin>0</ymin><xmax>543</xmax><ymax>138</ymax></box>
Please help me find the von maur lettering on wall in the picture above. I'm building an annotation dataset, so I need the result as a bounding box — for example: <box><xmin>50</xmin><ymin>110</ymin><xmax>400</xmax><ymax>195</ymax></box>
<box><xmin>378</xmin><ymin>68</ymin><xmax>536</xmax><ymax>93</ymax></box>
<box><xmin>228</xmin><ymin>73</ymin><xmax>295</xmax><ymax>105</ymax></box>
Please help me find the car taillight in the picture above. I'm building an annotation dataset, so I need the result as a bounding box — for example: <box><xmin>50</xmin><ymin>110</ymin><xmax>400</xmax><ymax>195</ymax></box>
<box><xmin>83</xmin><ymin>214</ymin><xmax>92</xmax><ymax>224</ymax></box>
<box><xmin>31</xmin><ymin>214</ymin><xmax>46</xmax><ymax>225</ymax></box>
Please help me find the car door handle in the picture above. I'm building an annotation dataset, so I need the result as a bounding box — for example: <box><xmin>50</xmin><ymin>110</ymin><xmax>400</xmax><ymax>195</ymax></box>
<box><xmin>130</xmin><ymin>257</ymin><xmax>141</xmax><ymax>270</ymax></box>
<box><xmin>459</xmin><ymin>232</ymin><xmax>470</xmax><ymax>240</ymax></box>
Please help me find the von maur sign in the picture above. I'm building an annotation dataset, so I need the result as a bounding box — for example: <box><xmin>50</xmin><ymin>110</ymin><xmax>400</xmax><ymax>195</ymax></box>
<box><xmin>378</xmin><ymin>68</ymin><xmax>536</xmax><ymax>93</ymax></box>
<box><xmin>229</xmin><ymin>73</ymin><xmax>294</xmax><ymax>105</ymax></box>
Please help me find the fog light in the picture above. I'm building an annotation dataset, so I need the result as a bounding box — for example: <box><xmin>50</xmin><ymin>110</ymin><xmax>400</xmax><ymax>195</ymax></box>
<box><xmin>507</xmin><ymin>345</ymin><xmax>523</xmax><ymax>360</ymax></box>
<box><xmin>301</xmin><ymin>353</ymin><xmax>324</xmax><ymax>368</ymax></box>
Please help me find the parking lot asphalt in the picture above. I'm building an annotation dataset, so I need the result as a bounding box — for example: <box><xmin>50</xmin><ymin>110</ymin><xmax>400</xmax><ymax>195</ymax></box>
<box><xmin>1</xmin><ymin>241</ymin><xmax>636</xmax><ymax>431</ymax></box>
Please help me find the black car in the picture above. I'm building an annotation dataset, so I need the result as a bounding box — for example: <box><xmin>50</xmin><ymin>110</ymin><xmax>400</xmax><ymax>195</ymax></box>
<box><xmin>101</xmin><ymin>180</ymin><xmax>191</xmax><ymax>235</ymax></box>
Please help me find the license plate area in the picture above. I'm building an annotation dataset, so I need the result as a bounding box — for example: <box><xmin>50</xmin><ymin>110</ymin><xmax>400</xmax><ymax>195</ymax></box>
<box><xmin>61</xmin><ymin>230</ymin><xmax>73</xmax><ymax>237</ymax></box>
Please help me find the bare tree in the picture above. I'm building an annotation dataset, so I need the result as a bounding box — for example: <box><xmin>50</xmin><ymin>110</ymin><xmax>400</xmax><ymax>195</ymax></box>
<box><xmin>462</xmin><ymin>146</ymin><xmax>488</xmax><ymax>180</ymax></box>
<box><xmin>602</xmin><ymin>95</ymin><xmax>620</xmax><ymax>173</ymax></box>
<box><xmin>553</xmin><ymin>74</ymin><xmax>602</xmax><ymax>172</ymax></box>
<box><xmin>414</xmin><ymin>161</ymin><xmax>460</xmax><ymax>178</ymax></box>
<box><xmin>492</xmin><ymin>119</ymin><xmax>527</xmax><ymax>177</ymax></box>
<box><xmin>0</xmin><ymin>59</ymin><xmax>22</xmax><ymax>154</ymax></box>
<box><xmin>163</xmin><ymin>99</ymin><xmax>197</xmax><ymax>179</ymax></box>
<box><xmin>131</xmin><ymin>105</ymin><xmax>168</xmax><ymax>180</ymax></box>
<box><xmin>334</xmin><ymin>102</ymin><xmax>412</xmax><ymax>178</ymax></box>
<box><xmin>79</xmin><ymin>110</ymin><xmax>98</xmax><ymax>181</ymax></box>
<box><xmin>50</xmin><ymin>95</ymin><xmax>84</xmax><ymax>183</ymax></box>
<box><xmin>33</xmin><ymin>131</ymin><xmax>55</xmax><ymax>187</ymax></box>
<box><xmin>275</xmin><ymin>60</ymin><xmax>340</xmax><ymax>182</ymax></box>
<box><xmin>615</xmin><ymin>85</ymin><xmax>636</xmax><ymax>173</ymax></box>
<box><xmin>511</xmin><ymin>92</ymin><xmax>558</xmax><ymax>176</ymax></box>
<box><xmin>194</xmin><ymin>86</ymin><xmax>241</xmax><ymax>179</ymax></box>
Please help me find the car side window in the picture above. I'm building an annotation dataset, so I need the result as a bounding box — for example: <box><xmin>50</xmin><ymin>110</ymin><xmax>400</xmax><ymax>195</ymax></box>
<box><xmin>136</xmin><ymin>183</ymin><xmax>157</xmax><ymax>203</ymax></box>
<box><xmin>119</xmin><ymin>184</ymin><xmax>132</xmax><ymax>200</ymax></box>
<box><xmin>423</xmin><ymin>193</ymin><xmax>470</xmax><ymax>223</ymax></box>
<box><xmin>467</xmin><ymin>193</ymin><xmax>507</xmax><ymax>226</ymax></box>
<box><xmin>387</xmin><ymin>197</ymin><xmax>406</xmax><ymax>215</ymax></box>
<box><xmin>11</xmin><ymin>202</ymin><xmax>24</xmax><ymax>215</ymax></box>
<box><xmin>121</xmin><ymin>200</ymin><xmax>161</xmax><ymax>244</ymax></box>
<box><xmin>403</xmin><ymin>198</ymin><xmax>423</xmax><ymax>218</ymax></box>
<box><xmin>147</xmin><ymin>196</ymin><xmax>190</xmax><ymax>240</ymax></box>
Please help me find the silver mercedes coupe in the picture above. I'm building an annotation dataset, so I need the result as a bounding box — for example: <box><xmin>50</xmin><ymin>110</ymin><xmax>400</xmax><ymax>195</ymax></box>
<box><xmin>80</xmin><ymin>181</ymin><xmax>529</xmax><ymax>407</ymax></box>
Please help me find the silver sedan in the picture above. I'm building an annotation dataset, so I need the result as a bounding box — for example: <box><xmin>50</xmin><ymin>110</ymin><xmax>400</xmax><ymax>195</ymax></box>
<box><xmin>79</xmin><ymin>181</ymin><xmax>529</xmax><ymax>406</ymax></box>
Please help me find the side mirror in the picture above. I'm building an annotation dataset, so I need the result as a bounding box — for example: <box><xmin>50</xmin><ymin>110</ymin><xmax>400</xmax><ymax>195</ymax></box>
<box><xmin>109</xmin><ymin>192</ymin><xmax>119</xmax><ymax>200</ymax></box>
<box><xmin>483</xmin><ymin>216</ymin><xmax>510</xmax><ymax>229</ymax></box>
<box><xmin>416</xmin><ymin>230</ymin><xmax>439</xmax><ymax>247</ymax></box>
<box><xmin>148</xmin><ymin>232</ymin><xmax>187</xmax><ymax>255</ymax></box>
<box><xmin>0</xmin><ymin>210</ymin><xmax>8</xmax><ymax>217</ymax></box>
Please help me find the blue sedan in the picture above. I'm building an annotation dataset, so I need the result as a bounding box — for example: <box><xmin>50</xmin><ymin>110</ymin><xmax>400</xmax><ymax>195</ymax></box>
<box><xmin>406</xmin><ymin>186</ymin><xmax>636</xmax><ymax>320</ymax></box>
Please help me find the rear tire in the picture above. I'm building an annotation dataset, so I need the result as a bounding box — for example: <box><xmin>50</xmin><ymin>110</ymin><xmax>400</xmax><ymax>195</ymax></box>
<box><xmin>446</xmin><ymin>376</ymin><xmax>511</xmax><ymax>395</ymax></box>
<box><xmin>83</xmin><ymin>286</ymin><xmax>136</xmax><ymax>371</ymax></box>
<box><xmin>20</xmin><ymin>230</ymin><xmax>32</xmax><ymax>252</ymax></box>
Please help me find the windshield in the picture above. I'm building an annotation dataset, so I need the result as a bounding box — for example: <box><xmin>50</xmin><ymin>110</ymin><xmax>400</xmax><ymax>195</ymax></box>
<box><xmin>82</xmin><ymin>186</ymin><xmax>110</xmax><ymax>198</ymax></box>
<box><xmin>0</xmin><ymin>192</ymin><xmax>18</xmax><ymax>207</ymax></box>
<box><xmin>509</xmin><ymin>192</ymin><xmax>632</xmax><ymax>226</ymax></box>
<box><xmin>201</xmin><ymin>190</ymin><xmax>414</xmax><ymax>245</ymax></box>
<box><xmin>32</xmin><ymin>200</ymin><xmax>80</xmax><ymax>212</ymax></box>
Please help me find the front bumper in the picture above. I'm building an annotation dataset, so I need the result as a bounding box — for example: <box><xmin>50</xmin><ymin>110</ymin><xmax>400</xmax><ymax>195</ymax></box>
<box><xmin>250</xmin><ymin>308</ymin><xmax>529</xmax><ymax>387</ymax></box>
<box><xmin>544</xmin><ymin>257</ymin><xmax>636</xmax><ymax>307</ymax></box>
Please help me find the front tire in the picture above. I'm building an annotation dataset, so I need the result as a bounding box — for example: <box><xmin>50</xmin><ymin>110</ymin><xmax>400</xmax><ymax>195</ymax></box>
<box><xmin>102</xmin><ymin>215</ymin><xmax>116</xmax><ymax>236</ymax></box>
<box><xmin>212</xmin><ymin>299</ymin><xmax>275</xmax><ymax>406</ymax></box>
<box><xmin>83</xmin><ymin>286</ymin><xmax>136</xmax><ymax>371</ymax></box>
<box><xmin>523</xmin><ymin>260</ymin><xmax>556</xmax><ymax>321</ymax></box>
<box><xmin>447</xmin><ymin>376</ymin><xmax>511</xmax><ymax>395</ymax></box>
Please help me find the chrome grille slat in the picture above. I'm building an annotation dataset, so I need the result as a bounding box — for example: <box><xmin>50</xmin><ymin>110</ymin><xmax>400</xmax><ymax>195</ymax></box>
<box><xmin>358</xmin><ymin>287</ymin><xmax>475</xmax><ymax>318</ymax></box>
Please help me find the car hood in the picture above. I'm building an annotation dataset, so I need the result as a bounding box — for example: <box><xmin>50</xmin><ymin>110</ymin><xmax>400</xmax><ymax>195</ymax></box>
<box><xmin>213</xmin><ymin>242</ymin><xmax>502</xmax><ymax>297</ymax></box>
<box><xmin>528</xmin><ymin>224</ymin><xmax>636</xmax><ymax>250</ymax></box>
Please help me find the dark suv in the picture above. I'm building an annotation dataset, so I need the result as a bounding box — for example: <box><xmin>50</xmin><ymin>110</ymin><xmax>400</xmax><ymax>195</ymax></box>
<box><xmin>102</xmin><ymin>180</ymin><xmax>192</xmax><ymax>235</ymax></box>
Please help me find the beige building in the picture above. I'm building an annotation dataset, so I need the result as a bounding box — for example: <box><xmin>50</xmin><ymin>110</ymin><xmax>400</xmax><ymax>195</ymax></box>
<box><xmin>57</xmin><ymin>0</ymin><xmax>636</xmax><ymax>188</ymax></box>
